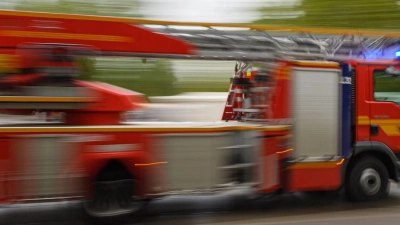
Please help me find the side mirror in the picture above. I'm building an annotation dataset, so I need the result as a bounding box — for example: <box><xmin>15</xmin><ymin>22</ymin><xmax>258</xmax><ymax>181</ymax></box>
<box><xmin>385</xmin><ymin>66</ymin><xmax>400</xmax><ymax>75</ymax></box>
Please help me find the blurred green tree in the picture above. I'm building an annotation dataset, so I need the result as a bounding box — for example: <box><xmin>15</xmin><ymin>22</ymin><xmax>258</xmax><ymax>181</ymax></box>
<box><xmin>15</xmin><ymin>0</ymin><xmax>142</xmax><ymax>17</ymax></box>
<box><xmin>94</xmin><ymin>59</ymin><xmax>180</xmax><ymax>96</ymax></box>
<box><xmin>255</xmin><ymin>0</ymin><xmax>400</xmax><ymax>29</ymax></box>
<box><xmin>15</xmin><ymin>0</ymin><xmax>95</xmax><ymax>14</ymax></box>
<box><xmin>75</xmin><ymin>56</ymin><xmax>96</xmax><ymax>81</ymax></box>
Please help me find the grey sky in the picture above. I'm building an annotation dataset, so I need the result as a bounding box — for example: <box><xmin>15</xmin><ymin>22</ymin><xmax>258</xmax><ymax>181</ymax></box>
<box><xmin>0</xmin><ymin>0</ymin><xmax>300</xmax><ymax>23</ymax></box>
<box><xmin>139</xmin><ymin>0</ymin><xmax>269</xmax><ymax>23</ymax></box>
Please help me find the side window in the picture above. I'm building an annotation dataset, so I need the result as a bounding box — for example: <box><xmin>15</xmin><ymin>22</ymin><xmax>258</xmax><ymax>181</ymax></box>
<box><xmin>373</xmin><ymin>69</ymin><xmax>400</xmax><ymax>105</ymax></box>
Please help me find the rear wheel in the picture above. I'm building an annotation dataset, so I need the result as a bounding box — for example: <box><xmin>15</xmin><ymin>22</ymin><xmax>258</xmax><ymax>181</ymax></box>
<box><xmin>84</xmin><ymin>161</ymin><xmax>146</xmax><ymax>223</ymax></box>
<box><xmin>346</xmin><ymin>157</ymin><xmax>389</xmax><ymax>201</ymax></box>
<box><xmin>84</xmin><ymin>179</ymin><xmax>144</xmax><ymax>217</ymax></box>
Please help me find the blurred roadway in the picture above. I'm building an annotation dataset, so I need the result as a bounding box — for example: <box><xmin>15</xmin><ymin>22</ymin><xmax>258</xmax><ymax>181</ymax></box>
<box><xmin>148</xmin><ymin>92</ymin><xmax>228</xmax><ymax>122</ymax></box>
<box><xmin>4</xmin><ymin>183</ymin><xmax>400</xmax><ymax>225</ymax></box>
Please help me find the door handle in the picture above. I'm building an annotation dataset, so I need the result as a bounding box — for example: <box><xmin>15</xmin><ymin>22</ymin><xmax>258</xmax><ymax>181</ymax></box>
<box><xmin>370</xmin><ymin>124</ymin><xmax>379</xmax><ymax>135</ymax></box>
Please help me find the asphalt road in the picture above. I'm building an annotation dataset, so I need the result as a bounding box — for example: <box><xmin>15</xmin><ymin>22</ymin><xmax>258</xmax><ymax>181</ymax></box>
<box><xmin>4</xmin><ymin>183</ymin><xmax>400</xmax><ymax>225</ymax></box>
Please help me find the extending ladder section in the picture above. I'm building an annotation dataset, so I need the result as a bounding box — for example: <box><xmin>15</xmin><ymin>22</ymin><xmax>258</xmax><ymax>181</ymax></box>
<box><xmin>146</xmin><ymin>24</ymin><xmax>400</xmax><ymax>61</ymax></box>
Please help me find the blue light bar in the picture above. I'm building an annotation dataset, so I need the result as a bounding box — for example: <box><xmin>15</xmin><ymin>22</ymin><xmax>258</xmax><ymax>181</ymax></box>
<box><xmin>396</xmin><ymin>51</ymin><xmax>400</xmax><ymax>57</ymax></box>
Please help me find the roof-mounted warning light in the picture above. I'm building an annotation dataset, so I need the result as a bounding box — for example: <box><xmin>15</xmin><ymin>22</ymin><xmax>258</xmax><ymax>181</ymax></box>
<box><xmin>395</xmin><ymin>50</ymin><xmax>400</xmax><ymax>60</ymax></box>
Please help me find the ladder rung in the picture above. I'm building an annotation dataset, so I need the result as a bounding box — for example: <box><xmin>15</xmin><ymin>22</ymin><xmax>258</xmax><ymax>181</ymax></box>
<box><xmin>250</xmin><ymin>87</ymin><xmax>270</xmax><ymax>92</ymax></box>
<box><xmin>219</xmin><ymin>163</ymin><xmax>256</xmax><ymax>169</ymax></box>
<box><xmin>216</xmin><ymin>182</ymin><xmax>260</xmax><ymax>188</ymax></box>
<box><xmin>218</xmin><ymin>144</ymin><xmax>253</xmax><ymax>150</ymax></box>
<box><xmin>233</xmin><ymin>108</ymin><xmax>262</xmax><ymax>113</ymax></box>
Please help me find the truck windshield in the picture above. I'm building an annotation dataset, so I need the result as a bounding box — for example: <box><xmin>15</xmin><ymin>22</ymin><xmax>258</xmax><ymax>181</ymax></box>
<box><xmin>374</xmin><ymin>69</ymin><xmax>400</xmax><ymax>105</ymax></box>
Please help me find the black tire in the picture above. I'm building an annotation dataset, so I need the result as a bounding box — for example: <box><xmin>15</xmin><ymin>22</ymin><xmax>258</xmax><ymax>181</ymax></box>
<box><xmin>83</xmin><ymin>179</ymin><xmax>146</xmax><ymax>225</ymax></box>
<box><xmin>346</xmin><ymin>156</ymin><xmax>389</xmax><ymax>201</ymax></box>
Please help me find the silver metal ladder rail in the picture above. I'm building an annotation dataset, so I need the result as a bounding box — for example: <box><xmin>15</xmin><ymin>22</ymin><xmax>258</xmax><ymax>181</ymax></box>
<box><xmin>147</xmin><ymin>26</ymin><xmax>400</xmax><ymax>61</ymax></box>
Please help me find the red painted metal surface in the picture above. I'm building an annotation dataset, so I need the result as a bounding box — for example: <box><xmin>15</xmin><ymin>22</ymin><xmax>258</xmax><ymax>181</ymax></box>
<box><xmin>285</xmin><ymin>162</ymin><xmax>342</xmax><ymax>192</ymax></box>
<box><xmin>63</xmin><ymin>81</ymin><xmax>148</xmax><ymax>125</ymax></box>
<box><xmin>269</xmin><ymin>61</ymin><xmax>291</xmax><ymax>120</ymax></box>
<box><xmin>0</xmin><ymin>11</ymin><xmax>196</xmax><ymax>55</ymax></box>
<box><xmin>0</xmin><ymin>138</ymin><xmax>10</xmax><ymax>202</ymax></box>
<box><xmin>354</xmin><ymin>63</ymin><xmax>372</xmax><ymax>142</ymax></box>
<box><xmin>367</xmin><ymin>63</ymin><xmax>400</xmax><ymax>153</ymax></box>
<box><xmin>349</xmin><ymin>60</ymin><xmax>400</xmax><ymax>146</ymax></box>
<box><xmin>257</xmin><ymin>135</ymin><xmax>287</xmax><ymax>193</ymax></box>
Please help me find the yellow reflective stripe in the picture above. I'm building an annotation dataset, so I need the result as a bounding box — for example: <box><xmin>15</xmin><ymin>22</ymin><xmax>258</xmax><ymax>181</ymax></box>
<box><xmin>0</xmin><ymin>54</ymin><xmax>20</xmax><ymax>73</ymax></box>
<box><xmin>357</xmin><ymin>116</ymin><xmax>400</xmax><ymax>136</ymax></box>
<box><xmin>357</xmin><ymin>116</ymin><xmax>370</xmax><ymax>125</ymax></box>
<box><xmin>379</xmin><ymin>125</ymin><xmax>400</xmax><ymax>136</ymax></box>
<box><xmin>277</xmin><ymin>67</ymin><xmax>290</xmax><ymax>80</ymax></box>
<box><xmin>371</xmin><ymin>119</ymin><xmax>400</xmax><ymax>124</ymax></box>
<box><xmin>0</xmin><ymin>30</ymin><xmax>132</xmax><ymax>42</ymax></box>
<box><xmin>357</xmin><ymin>116</ymin><xmax>400</xmax><ymax>125</ymax></box>
<box><xmin>292</xmin><ymin>61</ymin><xmax>339</xmax><ymax>68</ymax></box>
<box><xmin>0</xmin><ymin>96</ymin><xmax>95</xmax><ymax>103</ymax></box>
<box><xmin>287</xmin><ymin>161</ymin><xmax>342</xmax><ymax>169</ymax></box>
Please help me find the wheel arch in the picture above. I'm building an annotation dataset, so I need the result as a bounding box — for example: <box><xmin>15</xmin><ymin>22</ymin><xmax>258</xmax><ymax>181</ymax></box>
<box><xmin>346</xmin><ymin>141</ymin><xmax>400</xmax><ymax>182</ymax></box>
<box><xmin>95</xmin><ymin>159</ymin><xmax>134</xmax><ymax>182</ymax></box>
<box><xmin>84</xmin><ymin>159</ymin><xmax>146</xmax><ymax>221</ymax></box>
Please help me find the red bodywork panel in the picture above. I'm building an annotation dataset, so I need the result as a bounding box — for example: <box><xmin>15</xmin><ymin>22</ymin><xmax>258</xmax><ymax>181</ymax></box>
<box><xmin>348</xmin><ymin>59</ymin><xmax>400</xmax><ymax>153</ymax></box>
<box><xmin>285</xmin><ymin>161</ymin><xmax>342</xmax><ymax>192</ymax></box>
<box><xmin>0</xmin><ymin>138</ymin><xmax>9</xmax><ymax>202</ymax></box>
<box><xmin>257</xmin><ymin>132</ymin><xmax>292</xmax><ymax>193</ymax></box>
<box><xmin>75</xmin><ymin>81</ymin><xmax>147</xmax><ymax>112</ymax></box>
<box><xmin>63</xmin><ymin>81</ymin><xmax>148</xmax><ymax>125</ymax></box>
<box><xmin>269</xmin><ymin>60</ymin><xmax>291</xmax><ymax>120</ymax></box>
<box><xmin>0</xmin><ymin>11</ymin><xmax>196</xmax><ymax>55</ymax></box>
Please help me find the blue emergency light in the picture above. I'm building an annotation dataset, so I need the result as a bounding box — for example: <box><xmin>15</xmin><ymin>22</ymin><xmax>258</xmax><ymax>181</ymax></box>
<box><xmin>394</xmin><ymin>50</ymin><xmax>400</xmax><ymax>60</ymax></box>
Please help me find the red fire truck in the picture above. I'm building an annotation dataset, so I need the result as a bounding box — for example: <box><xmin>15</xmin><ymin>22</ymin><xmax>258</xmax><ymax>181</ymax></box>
<box><xmin>0</xmin><ymin>9</ymin><xmax>400</xmax><ymax>221</ymax></box>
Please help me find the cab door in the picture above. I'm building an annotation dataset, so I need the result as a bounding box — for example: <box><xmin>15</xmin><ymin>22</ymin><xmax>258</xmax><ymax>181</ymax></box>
<box><xmin>369</xmin><ymin>63</ymin><xmax>400</xmax><ymax>154</ymax></box>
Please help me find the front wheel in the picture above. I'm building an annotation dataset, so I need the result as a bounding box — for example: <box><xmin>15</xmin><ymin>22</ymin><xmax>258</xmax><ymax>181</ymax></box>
<box><xmin>346</xmin><ymin>157</ymin><xmax>389</xmax><ymax>201</ymax></box>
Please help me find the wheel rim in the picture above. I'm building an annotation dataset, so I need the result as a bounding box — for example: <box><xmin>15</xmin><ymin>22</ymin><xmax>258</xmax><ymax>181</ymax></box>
<box><xmin>85</xmin><ymin>179</ymin><xmax>143</xmax><ymax>217</ymax></box>
<box><xmin>359</xmin><ymin>168</ymin><xmax>381</xmax><ymax>196</ymax></box>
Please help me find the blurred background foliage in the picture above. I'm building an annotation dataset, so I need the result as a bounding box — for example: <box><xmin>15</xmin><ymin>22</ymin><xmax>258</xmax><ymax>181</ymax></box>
<box><xmin>255</xmin><ymin>0</ymin><xmax>400</xmax><ymax>29</ymax></box>
<box><xmin>93</xmin><ymin>58</ymin><xmax>180</xmax><ymax>96</ymax></box>
<box><xmin>15</xmin><ymin>0</ymin><xmax>142</xmax><ymax>17</ymax></box>
<box><xmin>1</xmin><ymin>0</ymin><xmax>400</xmax><ymax>96</ymax></box>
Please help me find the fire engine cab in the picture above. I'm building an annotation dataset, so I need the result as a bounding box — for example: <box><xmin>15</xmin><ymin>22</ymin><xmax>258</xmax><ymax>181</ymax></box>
<box><xmin>0</xmin><ymin>9</ymin><xmax>400</xmax><ymax>221</ymax></box>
